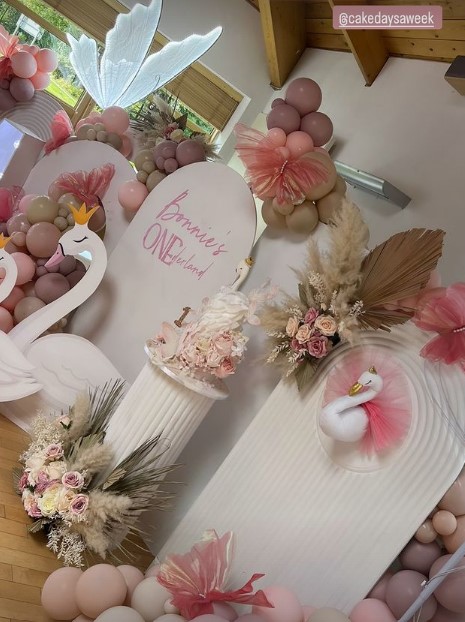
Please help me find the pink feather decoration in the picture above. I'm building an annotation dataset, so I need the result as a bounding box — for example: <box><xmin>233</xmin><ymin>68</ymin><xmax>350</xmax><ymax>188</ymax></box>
<box><xmin>48</xmin><ymin>163</ymin><xmax>115</xmax><ymax>206</ymax></box>
<box><xmin>44</xmin><ymin>111</ymin><xmax>74</xmax><ymax>154</ymax></box>
<box><xmin>413</xmin><ymin>283</ymin><xmax>465</xmax><ymax>369</ymax></box>
<box><xmin>234</xmin><ymin>123</ymin><xmax>330</xmax><ymax>205</ymax></box>
<box><xmin>157</xmin><ymin>530</ymin><xmax>273</xmax><ymax>619</ymax></box>
<box><xmin>323</xmin><ymin>348</ymin><xmax>411</xmax><ymax>454</ymax></box>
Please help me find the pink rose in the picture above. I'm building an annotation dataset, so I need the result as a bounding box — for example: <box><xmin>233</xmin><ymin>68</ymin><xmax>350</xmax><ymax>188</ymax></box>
<box><xmin>307</xmin><ymin>335</ymin><xmax>330</xmax><ymax>359</ymax></box>
<box><xmin>304</xmin><ymin>308</ymin><xmax>319</xmax><ymax>325</ymax></box>
<box><xmin>62</xmin><ymin>471</ymin><xmax>85</xmax><ymax>490</ymax></box>
<box><xmin>214</xmin><ymin>357</ymin><xmax>236</xmax><ymax>378</ymax></box>
<box><xmin>286</xmin><ymin>317</ymin><xmax>299</xmax><ymax>337</ymax></box>
<box><xmin>45</xmin><ymin>443</ymin><xmax>63</xmax><ymax>461</ymax></box>
<box><xmin>23</xmin><ymin>491</ymin><xmax>42</xmax><ymax>518</ymax></box>
<box><xmin>18</xmin><ymin>471</ymin><xmax>29</xmax><ymax>492</ymax></box>
<box><xmin>295</xmin><ymin>324</ymin><xmax>312</xmax><ymax>344</ymax></box>
<box><xmin>314</xmin><ymin>315</ymin><xmax>338</xmax><ymax>336</ymax></box>
<box><xmin>34</xmin><ymin>471</ymin><xmax>51</xmax><ymax>494</ymax></box>
<box><xmin>213</xmin><ymin>333</ymin><xmax>234</xmax><ymax>357</ymax></box>
<box><xmin>291</xmin><ymin>338</ymin><xmax>305</xmax><ymax>352</ymax></box>
<box><xmin>69</xmin><ymin>494</ymin><xmax>89</xmax><ymax>516</ymax></box>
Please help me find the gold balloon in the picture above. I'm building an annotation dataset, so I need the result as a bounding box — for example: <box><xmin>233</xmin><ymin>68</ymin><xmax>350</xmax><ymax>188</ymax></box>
<box><xmin>304</xmin><ymin>152</ymin><xmax>338</xmax><ymax>201</ymax></box>
<box><xmin>316</xmin><ymin>191</ymin><xmax>344</xmax><ymax>224</ymax></box>
<box><xmin>134</xmin><ymin>149</ymin><xmax>155</xmax><ymax>172</ymax></box>
<box><xmin>27</xmin><ymin>195</ymin><xmax>60</xmax><ymax>224</ymax></box>
<box><xmin>137</xmin><ymin>171</ymin><xmax>148</xmax><ymax>184</ymax></box>
<box><xmin>333</xmin><ymin>175</ymin><xmax>347</xmax><ymax>196</ymax></box>
<box><xmin>261</xmin><ymin>198</ymin><xmax>287</xmax><ymax>230</ymax></box>
<box><xmin>286</xmin><ymin>200</ymin><xmax>319</xmax><ymax>234</ymax></box>
<box><xmin>146</xmin><ymin>170</ymin><xmax>166</xmax><ymax>193</ymax></box>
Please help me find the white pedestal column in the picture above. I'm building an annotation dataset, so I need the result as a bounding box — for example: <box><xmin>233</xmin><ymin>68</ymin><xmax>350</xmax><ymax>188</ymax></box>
<box><xmin>105</xmin><ymin>362</ymin><xmax>216</xmax><ymax>468</ymax></box>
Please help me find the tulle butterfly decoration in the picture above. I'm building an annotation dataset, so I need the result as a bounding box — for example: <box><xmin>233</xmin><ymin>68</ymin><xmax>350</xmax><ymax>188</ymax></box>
<box><xmin>157</xmin><ymin>530</ymin><xmax>272</xmax><ymax>619</ymax></box>
<box><xmin>48</xmin><ymin>163</ymin><xmax>115</xmax><ymax>207</ymax></box>
<box><xmin>413</xmin><ymin>283</ymin><xmax>465</xmax><ymax>371</ymax></box>
<box><xmin>67</xmin><ymin>0</ymin><xmax>222</xmax><ymax>109</ymax></box>
<box><xmin>44</xmin><ymin>111</ymin><xmax>74</xmax><ymax>155</ymax></box>
<box><xmin>0</xmin><ymin>25</ymin><xmax>19</xmax><ymax>80</ymax></box>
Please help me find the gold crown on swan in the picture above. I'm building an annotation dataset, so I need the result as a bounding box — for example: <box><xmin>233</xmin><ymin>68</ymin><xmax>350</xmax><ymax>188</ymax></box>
<box><xmin>0</xmin><ymin>233</ymin><xmax>11</xmax><ymax>250</ymax></box>
<box><xmin>369</xmin><ymin>365</ymin><xmax>377</xmax><ymax>374</ymax></box>
<box><xmin>68</xmin><ymin>202</ymin><xmax>99</xmax><ymax>225</ymax></box>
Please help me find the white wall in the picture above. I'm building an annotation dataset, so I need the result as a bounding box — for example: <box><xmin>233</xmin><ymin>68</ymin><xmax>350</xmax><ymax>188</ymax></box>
<box><xmin>144</xmin><ymin>48</ymin><xmax>465</xmax><ymax>554</ymax></box>
<box><xmin>119</xmin><ymin>0</ymin><xmax>275</xmax><ymax>160</ymax></box>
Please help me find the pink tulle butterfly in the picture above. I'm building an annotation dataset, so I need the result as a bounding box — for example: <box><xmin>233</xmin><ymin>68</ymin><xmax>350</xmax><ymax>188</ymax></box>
<box><xmin>323</xmin><ymin>348</ymin><xmax>411</xmax><ymax>454</ymax></box>
<box><xmin>0</xmin><ymin>185</ymin><xmax>23</xmax><ymax>222</ymax></box>
<box><xmin>44</xmin><ymin>111</ymin><xmax>74</xmax><ymax>155</ymax></box>
<box><xmin>413</xmin><ymin>283</ymin><xmax>465</xmax><ymax>370</ymax></box>
<box><xmin>157</xmin><ymin>530</ymin><xmax>273</xmax><ymax>619</ymax></box>
<box><xmin>48</xmin><ymin>163</ymin><xmax>115</xmax><ymax>206</ymax></box>
<box><xmin>234</xmin><ymin>123</ymin><xmax>330</xmax><ymax>206</ymax></box>
<box><xmin>0</xmin><ymin>26</ymin><xmax>19</xmax><ymax>80</ymax></box>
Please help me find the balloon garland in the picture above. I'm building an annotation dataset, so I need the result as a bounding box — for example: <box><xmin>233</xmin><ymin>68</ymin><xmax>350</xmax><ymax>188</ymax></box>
<box><xmin>0</xmin><ymin>25</ymin><xmax>58</xmax><ymax>110</ymax></box>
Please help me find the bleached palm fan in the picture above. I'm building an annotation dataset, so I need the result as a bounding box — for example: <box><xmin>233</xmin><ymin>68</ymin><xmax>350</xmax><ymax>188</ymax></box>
<box><xmin>67</xmin><ymin>0</ymin><xmax>222</xmax><ymax>109</ymax></box>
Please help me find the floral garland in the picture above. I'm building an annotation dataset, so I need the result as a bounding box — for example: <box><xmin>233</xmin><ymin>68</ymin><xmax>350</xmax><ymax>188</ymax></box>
<box><xmin>15</xmin><ymin>381</ymin><xmax>175</xmax><ymax>566</ymax></box>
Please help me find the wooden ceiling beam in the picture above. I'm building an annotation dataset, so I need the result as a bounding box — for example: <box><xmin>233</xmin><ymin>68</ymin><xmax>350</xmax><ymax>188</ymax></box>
<box><xmin>327</xmin><ymin>0</ymin><xmax>389</xmax><ymax>85</ymax></box>
<box><xmin>258</xmin><ymin>0</ymin><xmax>307</xmax><ymax>89</ymax></box>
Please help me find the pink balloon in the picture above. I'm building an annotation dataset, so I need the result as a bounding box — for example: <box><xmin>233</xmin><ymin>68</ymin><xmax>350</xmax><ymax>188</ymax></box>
<box><xmin>9</xmin><ymin>77</ymin><xmax>34</xmax><ymax>102</ymax></box>
<box><xmin>271</xmin><ymin>97</ymin><xmax>286</xmax><ymax>108</ymax></box>
<box><xmin>252</xmin><ymin>586</ymin><xmax>303</xmax><ymax>622</ymax></box>
<box><xmin>286</xmin><ymin>130</ymin><xmax>314</xmax><ymax>158</ymax></box>
<box><xmin>101</xmin><ymin>106</ymin><xmax>130</xmax><ymax>133</ymax></box>
<box><xmin>30</xmin><ymin>71</ymin><xmax>50</xmax><ymax>90</ymax></box>
<box><xmin>11</xmin><ymin>51</ymin><xmax>37</xmax><ymax>78</ymax></box>
<box><xmin>350</xmin><ymin>599</ymin><xmax>395</xmax><ymax>622</ymax></box>
<box><xmin>35</xmin><ymin>48</ymin><xmax>58</xmax><ymax>72</ymax></box>
<box><xmin>0</xmin><ymin>307</ymin><xmax>13</xmax><ymax>332</ymax></box>
<box><xmin>190</xmin><ymin>616</ymin><xmax>227</xmax><ymax>621</ymax></box>
<box><xmin>276</xmin><ymin>146</ymin><xmax>290</xmax><ymax>160</ymax></box>
<box><xmin>400</xmin><ymin>540</ymin><xmax>442</xmax><ymax>574</ymax></box>
<box><xmin>1</xmin><ymin>286</ymin><xmax>25</xmax><ymax>312</ymax></box>
<box><xmin>156</xmin><ymin>156</ymin><xmax>166</xmax><ymax>170</ymax></box>
<box><xmin>176</xmin><ymin>139</ymin><xmax>206</xmax><ymax>166</ymax></box>
<box><xmin>0</xmin><ymin>88</ymin><xmax>15</xmax><ymax>110</ymax></box>
<box><xmin>367</xmin><ymin>571</ymin><xmax>393</xmax><ymax>601</ymax></box>
<box><xmin>300</xmin><ymin>112</ymin><xmax>333</xmax><ymax>147</ymax></box>
<box><xmin>11</xmin><ymin>252</ymin><xmax>35</xmax><ymax>285</ymax></box>
<box><xmin>385</xmin><ymin>570</ymin><xmax>437</xmax><ymax>622</ymax></box>
<box><xmin>430</xmin><ymin>554</ymin><xmax>465</xmax><ymax>613</ymax></box>
<box><xmin>25</xmin><ymin>222</ymin><xmax>61</xmax><ymax>258</ymax></box>
<box><xmin>41</xmin><ymin>567</ymin><xmax>83</xmax><ymax>620</ymax></box>
<box><xmin>266</xmin><ymin>127</ymin><xmax>287</xmax><ymax>147</ymax></box>
<box><xmin>145</xmin><ymin>563</ymin><xmax>160</xmax><ymax>578</ymax></box>
<box><xmin>18</xmin><ymin>194</ymin><xmax>37</xmax><ymax>215</ymax></box>
<box><xmin>163</xmin><ymin>157</ymin><xmax>179</xmax><ymax>174</ymax></box>
<box><xmin>75</xmin><ymin>564</ymin><xmax>127</xmax><ymax>618</ymax></box>
<box><xmin>117</xmin><ymin>565</ymin><xmax>145</xmax><ymax>606</ymax></box>
<box><xmin>266</xmin><ymin>104</ymin><xmax>301</xmax><ymax>135</ymax></box>
<box><xmin>154</xmin><ymin>140</ymin><xmax>177</xmax><ymax>160</ymax></box>
<box><xmin>285</xmin><ymin>78</ymin><xmax>322</xmax><ymax>116</ymax></box>
<box><xmin>66</xmin><ymin>270</ymin><xmax>85</xmax><ymax>288</ymax></box>
<box><xmin>35</xmin><ymin>272</ymin><xmax>70</xmax><ymax>303</ymax></box>
<box><xmin>118</xmin><ymin>180</ymin><xmax>148</xmax><ymax>212</ymax></box>
<box><xmin>121</xmin><ymin>133</ymin><xmax>133</xmax><ymax>158</ymax></box>
<box><xmin>212</xmin><ymin>602</ymin><xmax>238</xmax><ymax>619</ymax></box>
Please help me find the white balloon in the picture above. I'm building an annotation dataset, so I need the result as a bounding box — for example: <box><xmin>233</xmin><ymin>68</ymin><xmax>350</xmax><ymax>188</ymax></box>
<box><xmin>95</xmin><ymin>606</ymin><xmax>145</xmax><ymax>622</ymax></box>
<box><xmin>131</xmin><ymin>577</ymin><xmax>171</xmax><ymax>621</ymax></box>
<box><xmin>154</xmin><ymin>616</ymin><xmax>186</xmax><ymax>621</ymax></box>
<box><xmin>164</xmin><ymin>599</ymin><xmax>180</xmax><ymax>614</ymax></box>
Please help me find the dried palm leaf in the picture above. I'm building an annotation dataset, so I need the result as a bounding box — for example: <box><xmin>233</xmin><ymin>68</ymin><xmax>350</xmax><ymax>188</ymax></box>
<box><xmin>357</xmin><ymin>228</ymin><xmax>445</xmax><ymax>330</ymax></box>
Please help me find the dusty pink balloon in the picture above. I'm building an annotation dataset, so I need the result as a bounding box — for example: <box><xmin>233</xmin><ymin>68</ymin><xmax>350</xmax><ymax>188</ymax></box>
<box><xmin>35</xmin><ymin>272</ymin><xmax>70</xmax><ymax>303</ymax></box>
<box><xmin>430</xmin><ymin>554</ymin><xmax>465</xmax><ymax>613</ymax></box>
<box><xmin>0</xmin><ymin>88</ymin><xmax>15</xmax><ymax>110</ymax></box>
<box><xmin>9</xmin><ymin>77</ymin><xmax>34</xmax><ymax>101</ymax></box>
<box><xmin>12</xmin><ymin>231</ymin><xmax>26</xmax><ymax>248</ymax></box>
<box><xmin>67</xmin><ymin>270</ymin><xmax>85</xmax><ymax>288</ymax></box>
<box><xmin>300</xmin><ymin>112</ymin><xmax>333</xmax><ymax>147</ymax></box>
<box><xmin>285</xmin><ymin>78</ymin><xmax>322</xmax><ymax>116</ymax></box>
<box><xmin>75</xmin><ymin>564</ymin><xmax>127</xmax><ymax>618</ymax></box>
<box><xmin>155</xmin><ymin>140</ymin><xmax>177</xmax><ymax>160</ymax></box>
<box><xmin>117</xmin><ymin>565</ymin><xmax>145</xmax><ymax>606</ymax></box>
<box><xmin>266</xmin><ymin>104</ymin><xmax>301</xmax><ymax>135</ymax></box>
<box><xmin>118</xmin><ymin>180</ymin><xmax>148</xmax><ymax>212</ymax></box>
<box><xmin>176</xmin><ymin>139</ymin><xmax>206</xmax><ymax>166</ymax></box>
<box><xmin>286</xmin><ymin>130</ymin><xmax>314</xmax><ymax>158</ymax></box>
<box><xmin>11</xmin><ymin>51</ymin><xmax>37</xmax><ymax>78</ymax></box>
<box><xmin>11</xmin><ymin>252</ymin><xmax>35</xmax><ymax>285</ymax></box>
<box><xmin>120</xmin><ymin>133</ymin><xmax>133</xmax><ymax>158</ymax></box>
<box><xmin>252</xmin><ymin>585</ymin><xmax>303</xmax><ymax>622</ymax></box>
<box><xmin>41</xmin><ymin>566</ymin><xmax>83</xmax><ymax>620</ymax></box>
<box><xmin>271</xmin><ymin>97</ymin><xmax>286</xmax><ymax>108</ymax></box>
<box><xmin>7</xmin><ymin>213</ymin><xmax>30</xmax><ymax>235</ymax></box>
<box><xmin>212</xmin><ymin>601</ymin><xmax>238</xmax><ymax>619</ymax></box>
<box><xmin>430</xmin><ymin>604</ymin><xmax>465</xmax><ymax>621</ymax></box>
<box><xmin>101</xmin><ymin>106</ymin><xmax>130</xmax><ymax>133</ymax></box>
<box><xmin>21</xmin><ymin>281</ymin><xmax>36</xmax><ymax>297</ymax></box>
<box><xmin>1</xmin><ymin>285</ymin><xmax>25</xmax><ymax>312</ymax></box>
<box><xmin>399</xmin><ymin>540</ymin><xmax>442</xmax><ymax>574</ymax></box>
<box><xmin>58</xmin><ymin>255</ymin><xmax>77</xmax><ymax>276</ymax></box>
<box><xmin>35</xmin><ymin>48</ymin><xmax>58</xmax><ymax>72</ymax></box>
<box><xmin>444</xmin><ymin>516</ymin><xmax>465</xmax><ymax>553</ymax></box>
<box><xmin>14</xmin><ymin>296</ymin><xmax>45</xmax><ymax>322</ymax></box>
<box><xmin>0</xmin><ymin>307</ymin><xmax>13</xmax><ymax>332</ymax></box>
<box><xmin>368</xmin><ymin>571</ymin><xmax>393</xmax><ymax>600</ymax></box>
<box><xmin>385</xmin><ymin>570</ymin><xmax>437</xmax><ymax>621</ymax></box>
<box><xmin>350</xmin><ymin>598</ymin><xmax>395</xmax><ymax>622</ymax></box>
<box><xmin>26</xmin><ymin>222</ymin><xmax>61</xmax><ymax>258</ymax></box>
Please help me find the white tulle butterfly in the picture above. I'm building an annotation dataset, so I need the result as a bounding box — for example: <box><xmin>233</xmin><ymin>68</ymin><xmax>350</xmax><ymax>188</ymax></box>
<box><xmin>67</xmin><ymin>0</ymin><xmax>222</xmax><ymax>109</ymax></box>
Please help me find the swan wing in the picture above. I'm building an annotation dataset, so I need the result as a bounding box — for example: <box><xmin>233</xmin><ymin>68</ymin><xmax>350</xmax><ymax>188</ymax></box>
<box><xmin>0</xmin><ymin>332</ymin><xmax>42</xmax><ymax>401</ymax></box>
<box><xmin>25</xmin><ymin>333</ymin><xmax>126</xmax><ymax>406</ymax></box>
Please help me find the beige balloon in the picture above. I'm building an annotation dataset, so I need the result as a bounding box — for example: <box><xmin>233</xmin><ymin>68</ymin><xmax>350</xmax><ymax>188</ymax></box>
<box><xmin>131</xmin><ymin>577</ymin><xmax>171</xmax><ymax>620</ymax></box>
<box><xmin>333</xmin><ymin>175</ymin><xmax>347</xmax><ymax>196</ymax></box>
<box><xmin>308</xmin><ymin>607</ymin><xmax>351</xmax><ymax>622</ymax></box>
<box><xmin>443</xmin><ymin>515</ymin><xmax>465</xmax><ymax>553</ymax></box>
<box><xmin>316</xmin><ymin>191</ymin><xmax>344</xmax><ymax>224</ymax></box>
<box><xmin>286</xmin><ymin>200</ymin><xmax>319</xmax><ymax>234</ymax></box>
<box><xmin>303</xmin><ymin>152</ymin><xmax>337</xmax><ymax>201</ymax></box>
<box><xmin>27</xmin><ymin>195</ymin><xmax>60</xmax><ymax>224</ymax></box>
<box><xmin>146</xmin><ymin>170</ymin><xmax>167</xmax><ymax>193</ymax></box>
<box><xmin>137</xmin><ymin>171</ymin><xmax>148</xmax><ymax>184</ymax></box>
<box><xmin>107</xmin><ymin>132</ymin><xmax>123</xmax><ymax>150</ymax></box>
<box><xmin>273</xmin><ymin>198</ymin><xmax>295</xmax><ymax>216</ymax></box>
<box><xmin>134</xmin><ymin>149</ymin><xmax>156</xmax><ymax>172</ymax></box>
<box><xmin>58</xmin><ymin>193</ymin><xmax>81</xmax><ymax>209</ymax></box>
<box><xmin>262</xmin><ymin>198</ymin><xmax>287</xmax><ymax>230</ymax></box>
<box><xmin>76</xmin><ymin>123</ymin><xmax>94</xmax><ymax>140</ymax></box>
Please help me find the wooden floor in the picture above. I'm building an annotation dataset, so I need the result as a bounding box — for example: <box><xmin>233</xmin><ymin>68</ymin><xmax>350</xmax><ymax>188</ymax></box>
<box><xmin>0</xmin><ymin>415</ymin><xmax>154</xmax><ymax>622</ymax></box>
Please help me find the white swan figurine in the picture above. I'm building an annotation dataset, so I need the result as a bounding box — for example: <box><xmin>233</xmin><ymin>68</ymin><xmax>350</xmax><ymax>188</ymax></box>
<box><xmin>0</xmin><ymin>234</ymin><xmax>18</xmax><ymax>302</ymax></box>
<box><xmin>319</xmin><ymin>366</ymin><xmax>384</xmax><ymax>443</ymax></box>
<box><xmin>0</xmin><ymin>204</ymin><xmax>124</xmax><ymax>429</ymax></box>
<box><xmin>231</xmin><ymin>257</ymin><xmax>254</xmax><ymax>291</ymax></box>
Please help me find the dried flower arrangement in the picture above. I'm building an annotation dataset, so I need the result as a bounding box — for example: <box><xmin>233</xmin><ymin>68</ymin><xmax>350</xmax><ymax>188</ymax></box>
<box><xmin>260</xmin><ymin>199</ymin><xmax>445</xmax><ymax>390</ymax></box>
<box><xmin>14</xmin><ymin>381</ymin><xmax>175</xmax><ymax>566</ymax></box>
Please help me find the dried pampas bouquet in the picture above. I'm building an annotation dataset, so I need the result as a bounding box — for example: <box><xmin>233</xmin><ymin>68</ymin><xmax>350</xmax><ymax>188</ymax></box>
<box><xmin>14</xmin><ymin>381</ymin><xmax>176</xmax><ymax>566</ymax></box>
<box><xmin>261</xmin><ymin>199</ymin><xmax>445</xmax><ymax>390</ymax></box>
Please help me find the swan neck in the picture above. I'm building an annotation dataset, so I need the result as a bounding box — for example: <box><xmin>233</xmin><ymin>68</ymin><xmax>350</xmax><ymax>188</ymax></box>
<box><xmin>347</xmin><ymin>388</ymin><xmax>378</xmax><ymax>407</ymax></box>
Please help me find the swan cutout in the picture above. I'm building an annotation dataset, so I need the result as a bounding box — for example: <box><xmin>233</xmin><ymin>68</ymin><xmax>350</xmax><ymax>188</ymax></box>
<box><xmin>0</xmin><ymin>234</ymin><xmax>18</xmax><ymax>303</ymax></box>
<box><xmin>231</xmin><ymin>257</ymin><xmax>254</xmax><ymax>291</ymax></box>
<box><xmin>319</xmin><ymin>366</ymin><xmax>383</xmax><ymax>444</ymax></box>
<box><xmin>0</xmin><ymin>204</ymin><xmax>124</xmax><ymax>427</ymax></box>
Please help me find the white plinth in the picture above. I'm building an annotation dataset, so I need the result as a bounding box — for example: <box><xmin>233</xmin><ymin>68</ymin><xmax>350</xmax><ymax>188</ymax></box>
<box><xmin>105</xmin><ymin>362</ymin><xmax>216</xmax><ymax>468</ymax></box>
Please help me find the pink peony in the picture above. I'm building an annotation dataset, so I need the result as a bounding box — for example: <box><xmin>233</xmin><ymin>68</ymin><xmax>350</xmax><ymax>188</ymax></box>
<box><xmin>304</xmin><ymin>308</ymin><xmax>319</xmax><ymax>325</ymax></box>
<box><xmin>34</xmin><ymin>471</ymin><xmax>51</xmax><ymax>494</ymax></box>
<box><xmin>62</xmin><ymin>471</ymin><xmax>85</xmax><ymax>490</ymax></box>
<box><xmin>307</xmin><ymin>335</ymin><xmax>330</xmax><ymax>359</ymax></box>
<box><xmin>69</xmin><ymin>494</ymin><xmax>89</xmax><ymax>516</ymax></box>
<box><xmin>214</xmin><ymin>357</ymin><xmax>236</xmax><ymax>378</ymax></box>
<box><xmin>26</xmin><ymin>499</ymin><xmax>42</xmax><ymax>518</ymax></box>
<box><xmin>45</xmin><ymin>443</ymin><xmax>63</xmax><ymax>461</ymax></box>
<box><xmin>295</xmin><ymin>324</ymin><xmax>312</xmax><ymax>344</ymax></box>
<box><xmin>286</xmin><ymin>316</ymin><xmax>299</xmax><ymax>337</ymax></box>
